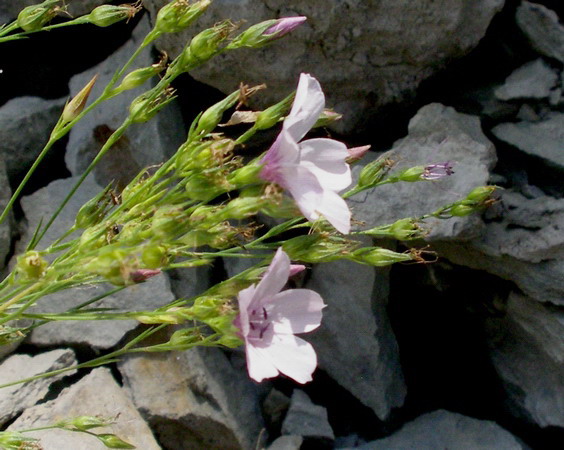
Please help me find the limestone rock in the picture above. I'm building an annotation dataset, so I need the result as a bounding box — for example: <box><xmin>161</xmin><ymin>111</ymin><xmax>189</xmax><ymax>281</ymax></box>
<box><xmin>0</xmin><ymin>349</ymin><xmax>76</xmax><ymax>426</ymax></box>
<box><xmin>8</xmin><ymin>368</ymin><xmax>160</xmax><ymax>450</ymax></box>
<box><xmin>119</xmin><ymin>346</ymin><xmax>264</xmax><ymax>450</ymax></box>
<box><xmin>485</xmin><ymin>292</ymin><xmax>564</xmax><ymax>427</ymax></box>
<box><xmin>516</xmin><ymin>1</ymin><xmax>564</xmax><ymax>63</ymax></box>
<box><xmin>354</xmin><ymin>410</ymin><xmax>524</xmax><ymax>449</ymax></box>
<box><xmin>144</xmin><ymin>0</ymin><xmax>504</xmax><ymax>133</ymax></box>
<box><xmin>492</xmin><ymin>112</ymin><xmax>564</xmax><ymax>170</ymax></box>
<box><xmin>281</xmin><ymin>390</ymin><xmax>334</xmax><ymax>442</ymax></box>
<box><xmin>494</xmin><ymin>59</ymin><xmax>559</xmax><ymax>101</ymax></box>
<box><xmin>66</xmin><ymin>15</ymin><xmax>185</xmax><ymax>188</ymax></box>
<box><xmin>16</xmin><ymin>175</ymin><xmax>175</xmax><ymax>349</ymax></box>
<box><xmin>305</xmin><ymin>243</ymin><xmax>406</xmax><ymax>420</ymax></box>
<box><xmin>349</xmin><ymin>103</ymin><xmax>497</xmax><ymax>241</ymax></box>
<box><xmin>0</xmin><ymin>96</ymin><xmax>66</xmax><ymax>182</ymax></box>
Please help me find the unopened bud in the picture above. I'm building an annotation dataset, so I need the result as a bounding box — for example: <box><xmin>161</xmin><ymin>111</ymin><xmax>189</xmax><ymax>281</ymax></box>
<box><xmin>62</xmin><ymin>75</ymin><xmax>98</xmax><ymax>124</ymax></box>
<box><xmin>74</xmin><ymin>185</ymin><xmax>111</xmax><ymax>229</ymax></box>
<box><xmin>395</xmin><ymin>166</ymin><xmax>426</xmax><ymax>182</ymax></box>
<box><xmin>141</xmin><ymin>245</ymin><xmax>169</xmax><ymax>269</ymax></box>
<box><xmin>357</xmin><ymin>157</ymin><xmax>395</xmax><ymax>189</ymax></box>
<box><xmin>282</xmin><ymin>234</ymin><xmax>353</xmax><ymax>263</ymax></box>
<box><xmin>449</xmin><ymin>204</ymin><xmax>476</xmax><ymax>217</ymax></box>
<box><xmin>190</xmin><ymin>90</ymin><xmax>240</xmax><ymax>140</ymax></box>
<box><xmin>314</xmin><ymin>109</ymin><xmax>343</xmax><ymax>128</ymax></box>
<box><xmin>346</xmin><ymin>145</ymin><xmax>371</xmax><ymax>164</ymax></box>
<box><xmin>155</xmin><ymin>0</ymin><xmax>211</xmax><ymax>34</ymax></box>
<box><xmin>129</xmin><ymin>87</ymin><xmax>176</xmax><ymax>123</ymax></box>
<box><xmin>17</xmin><ymin>0</ymin><xmax>59</xmax><ymax>32</ymax></box>
<box><xmin>95</xmin><ymin>433</ymin><xmax>135</xmax><ymax>449</ymax></box>
<box><xmin>254</xmin><ymin>92</ymin><xmax>295</xmax><ymax>130</ymax></box>
<box><xmin>349</xmin><ymin>247</ymin><xmax>413</xmax><ymax>266</ymax></box>
<box><xmin>0</xmin><ymin>431</ymin><xmax>39</xmax><ymax>450</ymax></box>
<box><xmin>57</xmin><ymin>416</ymin><xmax>112</xmax><ymax>431</ymax></box>
<box><xmin>130</xmin><ymin>269</ymin><xmax>161</xmax><ymax>283</ymax></box>
<box><xmin>228</xmin><ymin>163</ymin><xmax>262</xmax><ymax>186</ymax></box>
<box><xmin>113</xmin><ymin>60</ymin><xmax>166</xmax><ymax>94</ymax></box>
<box><xmin>228</xmin><ymin>16</ymin><xmax>306</xmax><ymax>49</ymax></box>
<box><xmin>179</xmin><ymin>21</ymin><xmax>237</xmax><ymax>70</ymax></box>
<box><xmin>88</xmin><ymin>4</ymin><xmax>141</xmax><ymax>27</ymax></box>
<box><xmin>466</xmin><ymin>185</ymin><xmax>496</xmax><ymax>203</ymax></box>
<box><xmin>216</xmin><ymin>197</ymin><xmax>263</xmax><ymax>221</ymax></box>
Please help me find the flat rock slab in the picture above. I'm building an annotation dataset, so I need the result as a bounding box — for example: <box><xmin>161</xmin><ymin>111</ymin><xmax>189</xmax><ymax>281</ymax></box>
<box><xmin>66</xmin><ymin>15</ymin><xmax>185</xmax><ymax>188</ymax></box>
<box><xmin>306</xmin><ymin>249</ymin><xmax>406</xmax><ymax>420</ymax></box>
<box><xmin>494</xmin><ymin>58</ymin><xmax>559</xmax><ymax>101</ymax></box>
<box><xmin>354</xmin><ymin>410</ymin><xmax>525</xmax><ymax>449</ymax></box>
<box><xmin>8</xmin><ymin>368</ymin><xmax>160</xmax><ymax>450</ymax></box>
<box><xmin>281</xmin><ymin>390</ymin><xmax>334</xmax><ymax>441</ymax></box>
<box><xmin>0</xmin><ymin>96</ymin><xmax>66</xmax><ymax>182</ymax></box>
<box><xmin>144</xmin><ymin>0</ymin><xmax>504</xmax><ymax>133</ymax></box>
<box><xmin>119</xmin><ymin>345</ymin><xmax>264</xmax><ymax>450</ymax></box>
<box><xmin>486</xmin><ymin>292</ymin><xmax>564</xmax><ymax>427</ymax></box>
<box><xmin>349</xmin><ymin>103</ymin><xmax>497</xmax><ymax>241</ymax></box>
<box><xmin>492</xmin><ymin>112</ymin><xmax>564</xmax><ymax>170</ymax></box>
<box><xmin>516</xmin><ymin>1</ymin><xmax>564</xmax><ymax>64</ymax></box>
<box><xmin>0</xmin><ymin>349</ymin><xmax>76</xmax><ymax>426</ymax></box>
<box><xmin>16</xmin><ymin>175</ymin><xmax>175</xmax><ymax>349</ymax></box>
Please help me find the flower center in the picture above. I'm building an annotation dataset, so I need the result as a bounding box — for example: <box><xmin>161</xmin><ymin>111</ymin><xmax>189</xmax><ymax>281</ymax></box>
<box><xmin>247</xmin><ymin>306</ymin><xmax>271</xmax><ymax>342</ymax></box>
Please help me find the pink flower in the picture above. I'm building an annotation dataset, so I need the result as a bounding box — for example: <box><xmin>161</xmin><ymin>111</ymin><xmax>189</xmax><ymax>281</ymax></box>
<box><xmin>260</xmin><ymin>73</ymin><xmax>352</xmax><ymax>234</ymax></box>
<box><xmin>235</xmin><ymin>248</ymin><xmax>325</xmax><ymax>384</ymax></box>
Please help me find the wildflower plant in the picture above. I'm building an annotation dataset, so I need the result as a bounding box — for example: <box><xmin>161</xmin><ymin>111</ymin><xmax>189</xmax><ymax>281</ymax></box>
<box><xmin>0</xmin><ymin>1</ymin><xmax>497</xmax><ymax>447</ymax></box>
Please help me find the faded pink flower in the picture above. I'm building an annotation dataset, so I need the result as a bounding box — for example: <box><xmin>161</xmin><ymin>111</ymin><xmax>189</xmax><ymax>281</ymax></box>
<box><xmin>235</xmin><ymin>248</ymin><xmax>325</xmax><ymax>384</ymax></box>
<box><xmin>260</xmin><ymin>73</ymin><xmax>352</xmax><ymax>234</ymax></box>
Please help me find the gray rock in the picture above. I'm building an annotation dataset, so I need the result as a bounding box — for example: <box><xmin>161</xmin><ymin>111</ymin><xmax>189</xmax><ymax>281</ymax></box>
<box><xmin>16</xmin><ymin>175</ymin><xmax>175</xmax><ymax>349</ymax></box>
<box><xmin>144</xmin><ymin>0</ymin><xmax>504</xmax><ymax>133</ymax></box>
<box><xmin>66</xmin><ymin>15</ymin><xmax>185</xmax><ymax>188</ymax></box>
<box><xmin>516</xmin><ymin>1</ymin><xmax>564</xmax><ymax>64</ymax></box>
<box><xmin>355</xmin><ymin>410</ymin><xmax>524</xmax><ymax>449</ymax></box>
<box><xmin>281</xmin><ymin>390</ymin><xmax>334</xmax><ymax>441</ymax></box>
<box><xmin>0</xmin><ymin>156</ymin><xmax>12</xmax><ymax>272</ymax></box>
<box><xmin>0</xmin><ymin>1</ymin><xmax>106</xmax><ymax>24</ymax></box>
<box><xmin>469</xmin><ymin>190</ymin><xmax>564</xmax><ymax>263</ymax></box>
<box><xmin>8</xmin><ymin>368</ymin><xmax>160</xmax><ymax>450</ymax></box>
<box><xmin>494</xmin><ymin>59</ymin><xmax>559</xmax><ymax>101</ymax></box>
<box><xmin>119</xmin><ymin>345</ymin><xmax>264</xmax><ymax>450</ymax></box>
<box><xmin>492</xmin><ymin>112</ymin><xmax>564</xmax><ymax>170</ymax></box>
<box><xmin>349</xmin><ymin>103</ymin><xmax>497</xmax><ymax>241</ymax></box>
<box><xmin>268</xmin><ymin>435</ymin><xmax>303</xmax><ymax>450</ymax></box>
<box><xmin>306</xmin><ymin>247</ymin><xmax>406</xmax><ymax>420</ymax></box>
<box><xmin>485</xmin><ymin>292</ymin><xmax>564</xmax><ymax>427</ymax></box>
<box><xmin>433</xmin><ymin>241</ymin><xmax>564</xmax><ymax>306</ymax></box>
<box><xmin>0</xmin><ymin>96</ymin><xmax>66</xmax><ymax>182</ymax></box>
<box><xmin>0</xmin><ymin>349</ymin><xmax>76</xmax><ymax>426</ymax></box>
<box><xmin>263</xmin><ymin>388</ymin><xmax>291</xmax><ymax>430</ymax></box>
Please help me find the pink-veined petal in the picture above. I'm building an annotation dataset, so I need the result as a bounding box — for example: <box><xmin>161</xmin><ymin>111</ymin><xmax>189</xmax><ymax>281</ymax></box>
<box><xmin>283</xmin><ymin>73</ymin><xmax>325</xmax><ymax>142</ymax></box>
<box><xmin>266</xmin><ymin>289</ymin><xmax>325</xmax><ymax>334</ymax></box>
<box><xmin>260</xmin><ymin>333</ymin><xmax>318</xmax><ymax>384</ymax></box>
<box><xmin>246</xmin><ymin>342</ymin><xmax>280</xmax><ymax>382</ymax></box>
<box><xmin>317</xmin><ymin>190</ymin><xmax>351</xmax><ymax>234</ymax></box>
<box><xmin>251</xmin><ymin>248</ymin><xmax>291</xmax><ymax>305</ymax></box>
<box><xmin>284</xmin><ymin>165</ymin><xmax>325</xmax><ymax>221</ymax></box>
<box><xmin>298</xmin><ymin>138</ymin><xmax>352</xmax><ymax>192</ymax></box>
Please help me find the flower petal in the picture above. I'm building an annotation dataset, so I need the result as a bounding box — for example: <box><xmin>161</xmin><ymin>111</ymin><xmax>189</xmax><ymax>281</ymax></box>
<box><xmin>251</xmin><ymin>248</ymin><xmax>290</xmax><ymax>305</ymax></box>
<box><xmin>317</xmin><ymin>190</ymin><xmax>351</xmax><ymax>234</ymax></box>
<box><xmin>267</xmin><ymin>289</ymin><xmax>325</xmax><ymax>334</ymax></box>
<box><xmin>284</xmin><ymin>165</ymin><xmax>325</xmax><ymax>220</ymax></box>
<box><xmin>298</xmin><ymin>138</ymin><xmax>352</xmax><ymax>192</ymax></box>
<box><xmin>260</xmin><ymin>333</ymin><xmax>318</xmax><ymax>384</ymax></box>
<box><xmin>246</xmin><ymin>342</ymin><xmax>280</xmax><ymax>382</ymax></box>
<box><xmin>283</xmin><ymin>73</ymin><xmax>325</xmax><ymax>142</ymax></box>
<box><xmin>236</xmin><ymin>284</ymin><xmax>256</xmax><ymax>336</ymax></box>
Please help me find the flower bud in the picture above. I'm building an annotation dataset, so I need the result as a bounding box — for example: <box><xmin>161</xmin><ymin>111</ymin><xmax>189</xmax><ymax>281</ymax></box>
<box><xmin>151</xmin><ymin>206</ymin><xmax>185</xmax><ymax>238</ymax></box>
<box><xmin>313</xmin><ymin>109</ymin><xmax>343</xmax><ymax>128</ymax></box>
<box><xmin>465</xmin><ymin>185</ymin><xmax>496</xmax><ymax>203</ymax></box>
<box><xmin>395</xmin><ymin>166</ymin><xmax>426</xmax><ymax>182</ymax></box>
<box><xmin>184</xmin><ymin>173</ymin><xmax>231</xmax><ymax>202</ymax></box>
<box><xmin>357</xmin><ymin>157</ymin><xmax>395</xmax><ymax>189</ymax></box>
<box><xmin>87</xmin><ymin>4</ymin><xmax>141</xmax><ymax>27</ymax></box>
<box><xmin>179</xmin><ymin>21</ymin><xmax>236</xmax><ymax>70</ymax></box>
<box><xmin>141</xmin><ymin>245</ymin><xmax>169</xmax><ymax>269</ymax></box>
<box><xmin>95</xmin><ymin>433</ymin><xmax>135</xmax><ymax>449</ymax></box>
<box><xmin>17</xmin><ymin>0</ymin><xmax>59</xmax><ymax>32</ymax></box>
<box><xmin>228</xmin><ymin>16</ymin><xmax>306</xmax><ymax>49</ymax></box>
<box><xmin>129</xmin><ymin>87</ymin><xmax>176</xmax><ymax>123</ymax></box>
<box><xmin>363</xmin><ymin>218</ymin><xmax>423</xmax><ymax>240</ymax></box>
<box><xmin>16</xmin><ymin>251</ymin><xmax>48</xmax><ymax>281</ymax></box>
<box><xmin>228</xmin><ymin>163</ymin><xmax>262</xmax><ymax>186</ymax></box>
<box><xmin>62</xmin><ymin>75</ymin><xmax>98</xmax><ymax>124</ymax></box>
<box><xmin>57</xmin><ymin>415</ymin><xmax>112</xmax><ymax>431</ymax></box>
<box><xmin>0</xmin><ymin>431</ymin><xmax>38</xmax><ymax>450</ymax></box>
<box><xmin>113</xmin><ymin>60</ymin><xmax>166</xmax><ymax>94</ymax></box>
<box><xmin>190</xmin><ymin>90</ymin><xmax>240</xmax><ymax>140</ymax></box>
<box><xmin>346</xmin><ymin>145</ymin><xmax>371</xmax><ymax>164</ymax></box>
<box><xmin>349</xmin><ymin>247</ymin><xmax>413</xmax><ymax>266</ymax></box>
<box><xmin>449</xmin><ymin>204</ymin><xmax>476</xmax><ymax>217</ymax></box>
<box><xmin>254</xmin><ymin>92</ymin><xmax>295</xmax><ymax>130</ymax></box>
<box><xmin>155</xmin><ymin>0</ymin><xmax>211</xmax><ymax>34</ymax></box>
<box><xmin>130</xmin><ymin>269</ymin><xmax>162</xmax><ymax>283</ymax></box>
<box><xmin>282</xmin><ymin>234</ymin><xmax>353</xmax><ymax>263</ymax></box>
<box><xmin>74</xmin><ymin>185</ymin><xmax>111</xmax><ymax>229</ymax></box>
<box><xmin>216</xmin><ymin>197</ymin><xmax>263</xmax><ymax>221</ymax></box>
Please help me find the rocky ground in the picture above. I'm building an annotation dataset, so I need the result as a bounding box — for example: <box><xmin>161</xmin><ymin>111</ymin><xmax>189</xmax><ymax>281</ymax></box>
<box><xmin>0</xmin><ymin>1</ymin><xmax>563</xmax><ymax>449</ymax></box>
